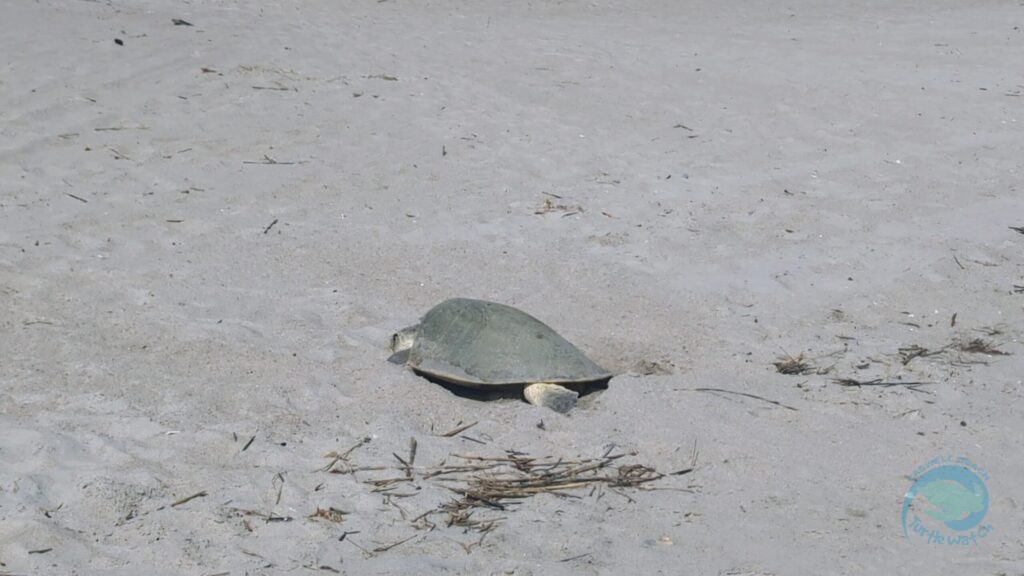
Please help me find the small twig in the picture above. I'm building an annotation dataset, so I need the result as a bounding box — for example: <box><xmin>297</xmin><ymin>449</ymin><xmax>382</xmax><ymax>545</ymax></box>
<box><xmin>95</xmin><ymin>124</ymin><xmax>148</xmax><ymax>131</ymax></box>
<box><xmin>322</xmin><ymin>437</ymin><xmax>372</xmax><ymax>470</ymax></box>
<box><xmin>441</xmin><ymin>421</ymin><xmax>478</xmax><ymax>437</ymax></box>
<box><xmin>106</xmin><ymin>146</ymin><xmax>131</xmax><ymax>160</ymax></box>
<box><xmin>243</xmin><ymin>154</ymin><xmax>297</xmax><ymax>165</ymax></box>
<box><xmin>451</xmin><ymin>454</ymin><xmax>536</xmax><ymax>463</ymax></box>
<box><xmin>607</xmin><ymin>487</ymin><xmax>635</xmax><ymax>503</ymax></box>
<box><xmin>449</xmin><ymin>490</ymin><xmax>507</xmax><ymax>510</ymax></box>
<box><xmin>407</xmin><ymin>437</ymin><xmax>418</xmax><ymax>477</ymax></box>
<box><xmin>346</xmin><ymin>537</ymin><xmax>374</xmax><ymax>557</ymax></box>
<box><xmin>330</xmin><ymin>464</ymin><xmax>391</xmax><ymax>475</ymax></box>
<box><xmin>340</xmin><ymin>437</ymin><xmax>371</xmax><ymax>458</ymax></box>
<box><xmin>241</xmin><ymin>434</ymin><xmax>256</xmax><ymax>452</ymax></box>
<box><xmin>833</xmin><ymin>378</ymin><xmax>929</xmax><ymax>387</ymax></box>
<box><xmin>367</xmin><ymin>476</ymin><xmax>413</xmax><ymax>487</ymax></box>
<box><xmin>411</xmin><ymin>509</ymin><xmax>435</xmax><ymax>523</ymax></box>
<box><xmin>372</xmin><ymin>534</ymin><xmax>416</xmax><ymax>553</ymax></box>
<box><xmin>953</xmin><ymin>254</ymin><xmax>965</xmax><ymax>270</ymax></box>
<box><xmin>833</xmin><ymin>378</ymin><xmax>933</xmax><ymax>394</ymax></box>
<box><xmin>170</xmin><ymin>490</ymin><xmax>208</xmax><ymax>507</ymax></box>
<box><xmin>682</xmin><ymin>387</ymin><xmax>798</xmax><ymax>411</ymax></box>
<box><xmin>274</xmin><ymin>472</ymin><xmax>285</xmax><ymax>505</ymax></box>
<box><xmin>263</xmin><ymin>218</ymin><xmax>279</xmax><ymax>234</ymax></box>
<box><xmin>393</xmin><ymin>452</ymin><xmax>410</xmax><ymax>471</ymax></box>
<box><xmin>66</xmin><ymin>193</ymin><xmax>88</xmax><ymax>203</ymax></box>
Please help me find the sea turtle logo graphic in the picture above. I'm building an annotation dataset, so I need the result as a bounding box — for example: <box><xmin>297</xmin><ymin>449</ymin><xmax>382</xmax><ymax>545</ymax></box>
<box><xmin>902</xmin><ymin>464</ymin><xmax>990</xmax><ymax>539</ymax></box>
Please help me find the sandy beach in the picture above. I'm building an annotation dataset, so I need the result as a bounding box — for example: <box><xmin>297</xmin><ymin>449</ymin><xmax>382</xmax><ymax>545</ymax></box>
<box><xmin>1</xmin><ymin>0</ymin><xmax>1022</xmax><ymax>574</ymax></box>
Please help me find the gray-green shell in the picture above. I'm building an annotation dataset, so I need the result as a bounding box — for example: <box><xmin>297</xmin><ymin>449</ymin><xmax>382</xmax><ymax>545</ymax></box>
<box><xmin>402</xmin><ymin>298</ymin><xmax>611</xmax><ymax>388</ymax></box>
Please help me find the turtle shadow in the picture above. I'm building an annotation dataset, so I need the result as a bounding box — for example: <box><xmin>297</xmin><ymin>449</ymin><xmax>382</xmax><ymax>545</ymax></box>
<box><xmin>413</xmin><ymin>371</ymin><xmax>610</xmax><ymax>404</ymax></box>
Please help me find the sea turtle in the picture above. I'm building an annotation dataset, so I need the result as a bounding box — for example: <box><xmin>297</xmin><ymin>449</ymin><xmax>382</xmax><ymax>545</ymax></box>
<box><xmin>388</xmin><ymin>298</ymin><xmax>611</xmax><ymax>412</ymax></box>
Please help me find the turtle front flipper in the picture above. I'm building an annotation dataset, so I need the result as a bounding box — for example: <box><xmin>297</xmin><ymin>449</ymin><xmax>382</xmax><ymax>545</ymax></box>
<box><xmin>523</xmin><ymin>383</ymin><xmax>578</xmax><ymax>413</ymax></box>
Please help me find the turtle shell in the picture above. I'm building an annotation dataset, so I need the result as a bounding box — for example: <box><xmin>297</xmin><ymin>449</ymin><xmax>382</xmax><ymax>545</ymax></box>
<box><xmin>405</xmin><ymin>298</ymin><xmax>611</xmax><ymax>388</ymax></box>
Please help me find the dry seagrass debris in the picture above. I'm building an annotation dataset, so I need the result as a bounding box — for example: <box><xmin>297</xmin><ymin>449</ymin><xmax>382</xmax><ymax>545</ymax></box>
<box><xmin>322</xmin><ymin>446</ymin><xmax>692</xmax><ymax>535</ymax></box>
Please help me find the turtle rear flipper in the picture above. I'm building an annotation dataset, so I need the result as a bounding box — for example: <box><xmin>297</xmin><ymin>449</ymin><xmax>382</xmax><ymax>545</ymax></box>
<box><xmin>524</xmin><ymin>383</ymin><xmax>578</xmax><ymax>413</ymax></box>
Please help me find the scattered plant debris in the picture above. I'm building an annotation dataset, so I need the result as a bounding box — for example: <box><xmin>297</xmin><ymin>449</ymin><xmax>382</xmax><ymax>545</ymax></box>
<box><xmin>535</xmin><ymin>198</ymin><xmax>584</xmax><ymax>216</ymax></box>
<box><xmin>957</xmin><ymin>338</ymin><xmax>1010</xmax><ymax>356</ymax></box>
<box><xmin>773</xmin><ymin>353</ymin><xmax>817</xmax><ymax>375</ymax></box>
<box><xmin>308</xmin><ymin>507</ymin><xmax>348</xmax><ymax>523</ymax></box>
<box><xmin>323</xmin><ymin>446</ymin><xmax>689</xmax><ymax>535</ymax></box>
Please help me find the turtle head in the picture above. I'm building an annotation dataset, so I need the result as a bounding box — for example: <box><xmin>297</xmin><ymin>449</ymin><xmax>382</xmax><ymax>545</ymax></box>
<box><xmin>387</xmin><ymin>326</ymin><xmax>417</xmax><ymax>364</ymax></box>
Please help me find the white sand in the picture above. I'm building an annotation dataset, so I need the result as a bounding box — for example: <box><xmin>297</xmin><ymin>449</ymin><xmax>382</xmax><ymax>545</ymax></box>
<box><xmin>2</xmin><ymin>0</ymin><xmax>1022</xmax><ymax>573</ymax></box>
